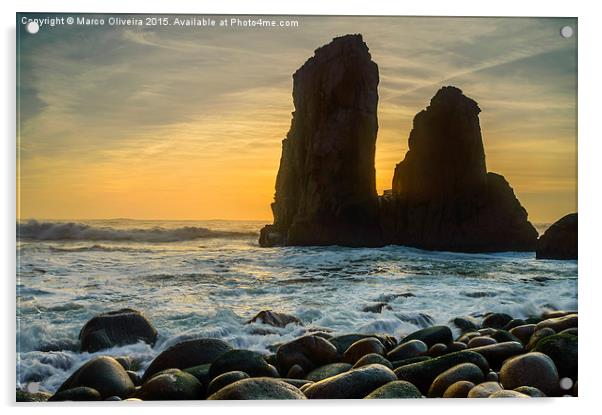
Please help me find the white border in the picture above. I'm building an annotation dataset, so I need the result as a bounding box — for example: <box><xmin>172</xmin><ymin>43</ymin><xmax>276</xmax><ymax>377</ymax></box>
<box><xmin>2</xmin><ymin>1</ymin><xmax>600</xmax><ymax>414</ymax></box>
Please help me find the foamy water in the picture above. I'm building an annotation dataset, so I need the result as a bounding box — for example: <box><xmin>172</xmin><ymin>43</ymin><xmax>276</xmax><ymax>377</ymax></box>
<box><xmin>16</xmin><ymin>219</ymin><xmax>577</xmax><ymax>393</ymax></box>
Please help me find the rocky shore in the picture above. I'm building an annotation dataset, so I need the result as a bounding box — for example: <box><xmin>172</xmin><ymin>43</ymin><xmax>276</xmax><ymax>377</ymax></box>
<box><xmin>17</xmin><ymin>308</ymin><xmax>578</xmax><ymax>401</ymax></box>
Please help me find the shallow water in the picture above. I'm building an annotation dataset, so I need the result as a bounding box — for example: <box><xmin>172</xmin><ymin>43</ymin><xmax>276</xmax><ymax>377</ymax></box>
<box><xmin>16</xmin><ymin>219</ymin><xmax>577</xmax><ymax>393</ymax></box>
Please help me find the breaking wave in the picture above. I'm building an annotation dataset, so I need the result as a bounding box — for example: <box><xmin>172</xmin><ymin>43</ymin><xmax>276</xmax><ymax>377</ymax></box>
<box><xmin>17</xmin><ymin>220</ymin><xmax>257</xmax><ymax>242</ymax></box>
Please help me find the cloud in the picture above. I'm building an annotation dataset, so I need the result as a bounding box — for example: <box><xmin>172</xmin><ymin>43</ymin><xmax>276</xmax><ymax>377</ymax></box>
<box><xmin>17</xmin><ymin>15</ymin><xmax>577</xmax><ymax>221</ymax></box>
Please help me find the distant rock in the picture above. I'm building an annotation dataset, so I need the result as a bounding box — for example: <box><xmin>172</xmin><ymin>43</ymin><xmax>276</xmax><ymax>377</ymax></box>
<box><xmin>246</xmin><ymin>310</ymin><xmax>302</xmax><ymax>328</ymax></box>
<box><xmin>79</xmin><ymin>308</ymin><xmax>157</xmax><ymax>353</ymax></box>
<box><xmin>259</xmin><ymin>34</ymin><xmax>383</xmax><ymax>247</ymax></box>
<box><xmin>381</xmin><ymin>86</ymin><xmax>538</xmax><ymax>252</ymax></box>
<box><xmin>536</xmin><ymin>213</ymin><xmax>577</xmax><ymax>259</ymax></box>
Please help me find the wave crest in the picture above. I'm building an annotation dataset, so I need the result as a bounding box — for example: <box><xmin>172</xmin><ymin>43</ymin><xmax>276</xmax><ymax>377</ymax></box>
<box><xmin>17</xmin><ymin>220</ymin><xmax>257</xmax><ymax>242</ymax></box>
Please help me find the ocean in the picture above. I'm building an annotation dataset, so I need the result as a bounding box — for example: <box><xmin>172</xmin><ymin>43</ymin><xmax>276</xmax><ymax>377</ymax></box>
<box><xmin>16</xmin><ymin>219</ymin><xmax>577</xmax><ymax>393</ymax></box>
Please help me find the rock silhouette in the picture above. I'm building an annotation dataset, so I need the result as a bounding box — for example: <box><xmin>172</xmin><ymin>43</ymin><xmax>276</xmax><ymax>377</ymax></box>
<box><xmin>259</xmin><ymin>34</ymin><xmax>382</xmax><ymax>247</ymax></box>
<box><xmin>381</xmin><ymin>86</ymin><xmax>538</xmax><ymax>252</ymax></box>
<box><xmin>536</xmin><ymin>213</ymin><xmax>577</xmax><ymax>259</ymax></box>
<box><xmin>260</xmin><ymin>35</ymin><xmax>539</xmax><ymax>252</ymax></box>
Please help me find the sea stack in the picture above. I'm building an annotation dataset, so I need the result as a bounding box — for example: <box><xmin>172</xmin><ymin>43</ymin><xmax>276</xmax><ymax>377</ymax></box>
<box><xmin>381</xmin><ymin>86</ymin><xmax>538</xmax><ymax>252</ymax></box>
<box><xmin>259</xmin><ymin>34</ymin><xmax>383</xmax><ymax>247</ymax></box>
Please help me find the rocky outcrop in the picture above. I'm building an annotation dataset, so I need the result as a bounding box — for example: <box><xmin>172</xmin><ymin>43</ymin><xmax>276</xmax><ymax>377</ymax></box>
<box><xmin>259</xmin><ymin>34</ymin><xmax>382</xmax><ymax>247</ymax></box>
<box><xmin>381</xmin><ymin>86</ymin><xmax>538</xmax><ymax>252</ymax></box>
<box><xmin>259</xmin><ymin>36</ymin><xmax>538</xmax><ymax>253</ymax></box>
<box><xmin>536</xmin><ymin>213</ymin><xmax>577</xmax><ymax>259</ymax></box>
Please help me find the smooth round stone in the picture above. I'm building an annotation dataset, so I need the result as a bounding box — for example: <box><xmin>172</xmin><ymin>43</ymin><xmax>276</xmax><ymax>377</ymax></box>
<box><xmin>303</xmin><ymin>364</ymin><xmax>397</xmax><ymax>399</ymax></box>
<box><xmin>535</xmin><ymin>314</ymin><xmax>577</xmax><ymax>333</ymax></box>
<box><xmin>183</xmin><ymin>363</ymin><xmax>211</xmax><ymax>386</ymax></box>
<box><xmin>447</xmin><ymin>342</ymin><xmax>468</xmax><ymax>353</ymax></box>
<box><xmin>489</xmin><ymin>390</ymin><xmax>530</xmax><ymax>398</ymax></box>
<box><xmin>386</xmin><ymin>339</ymin><xmax>428</xmax><ymax>361</ymax></box>
<box><xmin>286</xmin><ymin>364</ymin><xmax>305</xmax><ymax>379</ymax></box>
<box><xmin>329</xmin><ymin>334</ymin><xmax>397</xmax><ymax>354</ymax></box>
<box><xmin>509</xmin><ymin>324</ymin><xmax>537</xmax><ymax>345</ymax></box>
<box><xmin>206</xmin><ymin>371</ymin><xmax>249</xmax><ymax>396</ymax></box>
<box><xmin>207</xmin><ymin>377</ymin><xmax>306</xmax><ymax>400</ymax></box>
<box><xmin>491</xmin><ymin>330</ymin><xmax>521</xmax><ymax>344</ymax></box>
<box><xmin>427</xmin><ymin>343</ymin><xmax>448</xmax><ymax>357</ymax></box>
<box><xmin>305</xmin><ymin>363</ymin><xmax>352</xmax><ymax>382</ymax></box>
<box><xmin>514</xmin><ymin>386</ymin><xmax>546</xmax><ymax>397</ymax></box>
<box><xmin>276</xmin><ymin>335</ymin><xmax>338</xmax><ymax>374</ymax></box>
<box><xmin>427</xmin><ymin>363</ymin><xmax>485</xmax><ymax>397</ymax></box>
<box><xmin>467</xmin><ymin>382</ymin><xmax>503</xmax><ymax>398</ymax></box>
<box><xmin>343</xmin><ymin>337</ymin><xmax>385</xmax><ymax>364</ymax></box>
<box><xmin>482</xmin><ymin>313</ymin><xmax>513</xmax><ymax>329</ymax></box>
<box><xmin>104</xmin><ymin>396</ymin><xmax>122</xmax><ymax>401</ymax></box>
<box><xmin>443</xmin><ymin>381</ymin><xmax>475</xmax><ymax>398</ymax></box>
<box><xmin>55</xmin><ymin>356</ymin><xmax>135</xmax><ymax>399</ymax></box>
<box><xmin>142</xmin><ymin>338</ymin><xmax>232</xmax><ymax>381</ymax></box>
<box><xmin>49</xmin><ymin>386</ymin><xmax>101</xmax><ymax>401</ymax></box>
<box><xmin>499</xmin><ymin>352</ymin><xmax>559</xmax><ymax>396</ymax></box>
<box><xmin>457</xmin><ymin>332</ymin><xmax>479</xmax><ymax>344</ymax></box>
<box><xmin>209</xmin><ymin>349</ymin><xmax>279</xmax><ymax>379</ymax></box>
<box><xmin>477</xmin><ymin>328</ymin><xmax>497</xmax><ymax>336</ymax></box>
<box><xmin>79</xmin><ymin>308</ymin><xmax>157</xmax><ymax>353</ymax></box>
<box><xmin>503</xmin><ymin>319</ymin><xmax>526</xmax><ymax>331</ymax></box>
<box><xmin>467</xmin><ymin>341</ymin><xmax>524</xmax><ymax>370</ymax></box>
<box><xmin>135</xmin><ymin>370</ymin><xmax>203</xmax><ymax>400</ymax></box>
<box><xmin>533</xmin><ymin>333</ymin><xmax>577</xmax><ymax>378</ymax></box>
<box><xmin>353</xmin><ymin>353</ymin><xmax>393</xmax><ymax>369</ymax></box>
<box><xmin>468</xmin><ymin>336</ymin><xmax>497</xmax><ymax>348</ymax></box>
<box><xmin>365</xmin><ymin>381</ymin><xmax>422</xmax><ymax>399</ymax></box>
<box><xmin>401</xmin><ymin>326</ymin><xmax>453</xmax><ymax>347</ymax></box>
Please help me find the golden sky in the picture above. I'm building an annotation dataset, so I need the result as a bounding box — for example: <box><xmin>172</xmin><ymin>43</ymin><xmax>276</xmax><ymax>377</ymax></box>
<box><xmin>17</xmin><ymin>15</ymin><xmax>577</xmax><ymax>223</ymax></box>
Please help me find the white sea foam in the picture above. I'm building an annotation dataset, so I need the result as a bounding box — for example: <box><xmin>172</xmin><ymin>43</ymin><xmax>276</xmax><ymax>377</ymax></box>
<box><xmin>16</xmin><ymin>219</ymin><xmax>577</xmax><ymax>393</ymax></box>
<box><xmin>17</xmin><ymin>220</ymin><xmax>257</xmax><ymax>242</ymax></box>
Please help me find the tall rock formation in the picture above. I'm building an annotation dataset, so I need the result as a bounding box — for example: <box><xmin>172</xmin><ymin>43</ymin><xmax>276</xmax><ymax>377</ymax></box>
<box><xmin>381</xmin><ymin>86</ymin><xmax>538</xmax><ymax>252</ymax></box>
<box><xmin>536</xmin><ymin>213</ymin><xmax>577</xmax><ymax>259</ymax></box>
<box><xmin>259</xmin><ymin>36</ymin><xmax>538</xmax><ymax>252</ymax></box>
<box><xmin>259</xmin><ymin>34</ymin><xmax>383</xmax><ymax>247</ymax></box>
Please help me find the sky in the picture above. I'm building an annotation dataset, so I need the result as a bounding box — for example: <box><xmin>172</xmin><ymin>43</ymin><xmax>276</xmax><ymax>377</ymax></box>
<box><xmin>17</xmin><ymin>15</ymin><xmax>577</xmax><ymax>223</ymax></box>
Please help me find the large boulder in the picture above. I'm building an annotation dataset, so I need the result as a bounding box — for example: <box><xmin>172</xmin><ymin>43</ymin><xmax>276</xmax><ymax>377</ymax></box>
<box><xmin>536</xmin><ymin>213</ymin><xmax>577</xmax><ymax>259</ymax></box>
<box><xmin>258</xmin><ymin>34</ymin><xmax>383</xmax><ymax>247</ymax></box>
<box><xmin>276</xmin><ymin>335</ymin><xmax>338</xmax><ymax>374</ymax></box>
<box><xmin>142</xmin><ymin>338</ymin><xmax>232</xmax><ymax>382</ymax></box>
<box><xmin>79</xmin><ymin>309</ymin><xmax>157</xmax><ymax>352</ymax></box>
<box><xmin>381</xmin><ymin>86</ymin><xmax>538</xmax><ymax>252</ymax></box>
<box><xmin>303</xmin><ymin>364</ymin><xmax>397</xmax><ymax>399</ymax></box>
<box><xmin>207</xmin><ymin>378</ymin><xmax>306</xmax><ymax>400</ymax></box>
<box><xmin>498</xmin><ymin>352</ymin><xmax>560</xmax><ymax>396</ymax></box>
<box><xmin>55</xmin><ymin>356</ymin><xmax>135</xmax><ymax>399</ymax></box>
